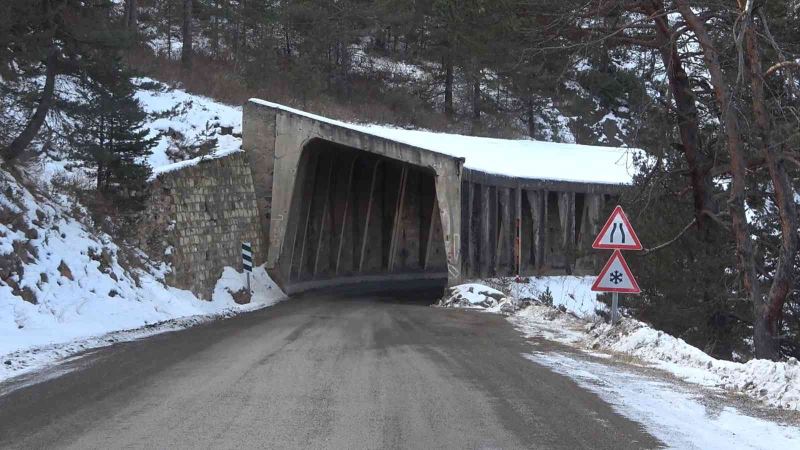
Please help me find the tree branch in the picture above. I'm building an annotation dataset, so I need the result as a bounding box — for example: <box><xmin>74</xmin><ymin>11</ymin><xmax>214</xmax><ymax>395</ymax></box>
<box><xmin>640</xmin><ymin>218</ymin><xmax>697</xmax><ymax>256</ymax></box>
<box><xmin>764</xmin><ymin>61</ymin><xmax>800</xmax><ymax>78</ymax></box>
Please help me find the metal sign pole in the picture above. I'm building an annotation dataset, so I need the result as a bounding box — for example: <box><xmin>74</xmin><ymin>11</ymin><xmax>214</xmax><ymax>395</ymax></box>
<box><xmin>611</xmin><ymin>292</ymin><xmax>619</xmax><ymax>325</ymax></box>
<box><xmin>247</xmin><ymin>272</ymin><xmax>251</xmax><ymax>293</ymax></box>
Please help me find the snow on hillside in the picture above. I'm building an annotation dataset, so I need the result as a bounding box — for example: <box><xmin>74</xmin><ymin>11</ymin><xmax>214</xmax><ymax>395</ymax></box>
<box><xmin>441</xmin><ymin>281</ymin><xmax>800</xmax><ymax>412</ymax></box>
<box><xmin>133</xmin><ymin>78</ymin><xmax>244</xmax><ymax>178</ymax></box>
<box><xmin>128</xmin><ymin>77</ymin><xmax>638</xmax><ymax>185</ymax></box>
<box><xmin>0</xmin><ymin>79</ymin><xmax>291</xmax><ymax>384</ymax></box>
<box><xmin>0</xmin><ymin>168</ymin><xmax>285</xmax><ymax>383</ymax></box>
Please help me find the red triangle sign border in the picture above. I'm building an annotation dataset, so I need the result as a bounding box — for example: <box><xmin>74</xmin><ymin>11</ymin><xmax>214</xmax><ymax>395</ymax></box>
<box><xmin>591</xmin><ymin>205</ymin><xmax>643</xmax><ymax>250</ymax></box>
<box><xmin>591</xmin><ymin>250</ymin><xmax>641</xmax><ymax>294</ymax></box>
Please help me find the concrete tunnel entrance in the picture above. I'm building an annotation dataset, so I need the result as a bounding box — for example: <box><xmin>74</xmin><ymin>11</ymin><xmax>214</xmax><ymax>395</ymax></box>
<box><xmin>277</xmin><ymin>138</ymin><xmax>449</xmax><ymax>294</ymax></box>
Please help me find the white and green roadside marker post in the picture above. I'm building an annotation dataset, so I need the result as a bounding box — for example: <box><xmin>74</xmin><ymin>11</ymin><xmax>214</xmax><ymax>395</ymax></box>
<box><xmin>242</xmin><ymin>242</ymin><xmax>253</xmax><ymax>293</ymax></box>
<box><xmin>590</xmin><ymin>206</ymin><xmax>642</xmax><ymax>325</ymax></box>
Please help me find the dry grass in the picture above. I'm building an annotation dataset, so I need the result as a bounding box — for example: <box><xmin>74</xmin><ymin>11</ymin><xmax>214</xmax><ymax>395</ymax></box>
<box><xmin>124</xmin><ymin>46</ymin><xmax>455</xmax><ymax>132</ymax></box>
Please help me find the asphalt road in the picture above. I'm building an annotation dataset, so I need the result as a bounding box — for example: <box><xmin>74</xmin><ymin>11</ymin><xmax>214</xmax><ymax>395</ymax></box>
<box><xmin>0</xmin><ymin>289</ymin><xmax>661</xmax><ymax>449</ymax></box>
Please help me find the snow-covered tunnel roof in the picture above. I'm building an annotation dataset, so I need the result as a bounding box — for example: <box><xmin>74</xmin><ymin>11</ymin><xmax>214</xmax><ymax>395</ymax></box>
<box><xmin>250</xmin><ymin>99</ymin><xmax>639</xmax><ymax>185</ymax></box>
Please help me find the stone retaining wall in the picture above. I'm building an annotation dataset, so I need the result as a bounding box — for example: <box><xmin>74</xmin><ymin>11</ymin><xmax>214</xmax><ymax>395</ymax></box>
<box><xmin>138</xmin><ymin>152</ymin><xmax>266</xmax><ymax>299</ymax></box>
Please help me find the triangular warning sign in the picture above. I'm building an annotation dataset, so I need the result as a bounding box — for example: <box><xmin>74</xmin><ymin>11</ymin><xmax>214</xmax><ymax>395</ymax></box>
<box><xmin>592</xmin><ymin>205</ymin><xmax>642</xmax><ymax>250</ymax></box>
<box><xmin>591</xmin><ymin>250</ymin><xmax>640</xmax><ymax>294</ymax></box>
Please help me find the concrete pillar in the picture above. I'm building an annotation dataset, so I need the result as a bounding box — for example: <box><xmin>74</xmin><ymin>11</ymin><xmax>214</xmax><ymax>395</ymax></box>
<box><xmin>479</xmin><ymin>184</ymin><xmax>491</xmax><ymax>277</ymax></box>
<box><xmin>434</xmin><ymin>159</ymin><xmax>463</xmax><ymax>286</ymax></box>
<box><xmin>288</xmin><ymin>150</ymin><xmax>319</xmax><ymax>281</ymax></box>
<box><xmin>334</xmin><ymin>156</ymin><xmax>357</xmax><ymax>275</ymax></box>
<box><xmin>242</xmin><ymin>102</ymin><xmax>276</xmax><ymax>265</ymax></box>
<box><xmin>558</xmin><ymin>191</ymin><xmax>576</xmax><ymax>274</ymax></box>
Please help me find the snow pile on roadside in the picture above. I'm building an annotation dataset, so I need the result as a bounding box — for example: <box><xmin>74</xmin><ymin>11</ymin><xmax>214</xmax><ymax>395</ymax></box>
<box><xmin>438</xmin><ymin>284</ymin><xmax>516</xmax><ymax>314</ymax></box>
<box><xmin>530</xmin><ymin>351</ymin><xmax>800</xmax><ymax>450</ymax></box>
<box><xmin>587</xmin><ymin>319</ymin><xmax>800</xmax><ymax>411</ymax></box>
<box><xmin>445</xmin><ymin>281</ymin><xmax>800</xmax><ymax>411</ymax></box>
<box><xmin>0</xmin><ymin>169</ymin><xmax>285</xmax><ymax>383</ymax></box>
<box><xmin>503</xmin><ymin>276</ymin><xmax>606</xmax><ymax>318</ymax></box>
<box><xmin>442</xmin><ymin>276</ymin><xmax>605</xmax><ymax>319</ymax></box>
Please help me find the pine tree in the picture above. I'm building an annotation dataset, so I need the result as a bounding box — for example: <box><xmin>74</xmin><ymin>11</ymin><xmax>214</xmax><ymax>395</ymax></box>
<box><xmin>64</xmin><ymin>56</ymin><xmax>154</xmax><ymax>201</ymax></box>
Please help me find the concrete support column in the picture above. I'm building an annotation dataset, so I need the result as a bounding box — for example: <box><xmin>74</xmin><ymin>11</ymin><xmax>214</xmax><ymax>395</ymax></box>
<box><xmin>479</xmin><ymin>185</ymin><xmax>491</xmax><ymax>277</ymax></box>
<box><xmin>498</xmin><ymin>187</ymin><xmax>513</xmax><ymax>275</ymax></box>
<box><xmin>558</xmin><ymin>192</ymin><xmax>576</xmax><ymax>274</ymax></box>
<box><xmin>357</xmin><ymin>160</ymin><xmax>381</xmax><ymax>272</ymax></box>
<box><xmin>242</xmin><ymin>102</ymin><xmax>276</xmax><ymax>265</ymax></box>
<box><xmin>434</xmin><ymin>160</ymin><xmax>463</xmax><ymax>286</ymax></box>
<box><xmin>334</xmin><ymin>156</ymin><xmax>358</xmax><ymax>275</ymax></box>
<box><xmin>525</xmin><ymin>190</ymin><xmax>544</xmax><ymax>271</ymax></box>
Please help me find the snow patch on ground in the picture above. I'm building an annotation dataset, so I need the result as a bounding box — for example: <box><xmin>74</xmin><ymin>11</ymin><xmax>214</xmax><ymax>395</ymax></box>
<box><xmin>529</xmin><ymin>352</ymin><xmax>800</xmax><ymax>449</ymax></box>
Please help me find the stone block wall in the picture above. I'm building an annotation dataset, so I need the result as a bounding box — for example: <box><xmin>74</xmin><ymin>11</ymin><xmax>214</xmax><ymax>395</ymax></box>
<box><xmin>138</xmin><ymin>152</ymin><xmax>266</xmax><ymax>299</ymax></box>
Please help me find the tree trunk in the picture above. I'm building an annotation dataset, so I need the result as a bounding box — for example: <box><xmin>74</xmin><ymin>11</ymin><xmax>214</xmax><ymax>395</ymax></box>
<box><xmin>647</xmin><ymin>6</ymin><xmax>716</xmax><ymax>230</ymax></box>
<box><xmin>166</xmin><ymin>0</ymin><xmax>173</xmax><ymax>58</ymax></box>
<box><xmin>210</xmin><ymin>0</ymin><xmax>219</xmax><ymax>58</ymax></box>
<box><xmin>2</xmin><ymin>46</ymin><xmax>59</xmax><ymax>163</ymax></box>
<box><xmin>181</xmin><ymin>0</ymin><xmax>193</xmax><ymax>69</ymax></box>
<box><xmin>743</xmin><ymin>10</ymin><xmax>798</xmax><ymax>360</ymax></box>
<box><xmin>126</xmin><ymin>0</ymin><xmax>138</xmax><ymax>33</ymax></box>
<box><xmin>527</xmin><ymin>95</ymin><xmax>536</xmax><ymax>138</ymax></box>
<box><xmin>472</xmin><ymin>72</ymin><xmax>481</xmax><ymax>121</ymax></box>
<box><xmin>444</xmin><ymin>52</ymin><xmax>454</xmax><ymax>116</ymax></box>
<box><xmin>677</xmin><ymin>1</ymin><xmax>766</xmax><ymax>357</ymax></box>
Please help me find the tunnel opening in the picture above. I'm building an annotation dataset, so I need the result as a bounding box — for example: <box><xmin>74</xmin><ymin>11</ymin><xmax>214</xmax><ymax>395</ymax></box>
<box><xmin>279</xmin><ymin>138</ymin><xmax>448</xmax><ymax>295</ymax></box>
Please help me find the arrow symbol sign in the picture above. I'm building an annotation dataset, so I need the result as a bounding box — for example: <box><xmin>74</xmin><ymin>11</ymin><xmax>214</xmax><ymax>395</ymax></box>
<box><xmin>592</xmin><ymin>205</ymin><xmax>642</xmax><ymax>250</ymax></box>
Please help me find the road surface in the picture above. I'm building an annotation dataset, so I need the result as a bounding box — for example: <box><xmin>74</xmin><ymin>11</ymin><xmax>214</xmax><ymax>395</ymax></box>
<box><xmin>0</xmin><ymin>290</ymin><xmax>660</xmax><ymax>449</ymax></box>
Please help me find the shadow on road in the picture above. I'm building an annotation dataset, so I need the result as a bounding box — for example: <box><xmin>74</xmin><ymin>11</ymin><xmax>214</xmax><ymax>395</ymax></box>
<box><xmin>290</xmin><ymin>278</ymin><xmax>445</xmax><ymax>306</ymax></box>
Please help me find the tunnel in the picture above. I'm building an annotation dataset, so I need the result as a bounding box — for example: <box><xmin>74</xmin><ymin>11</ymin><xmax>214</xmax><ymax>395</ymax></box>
<box><xmin>272</xmin><ymin>138</ymin><xmax>449</xmax><ymax>294</ymax></box>
<box><xmin>242</xmin><ymin>99</ymin><xmax>625</xmax><ymax>297</ymax></box>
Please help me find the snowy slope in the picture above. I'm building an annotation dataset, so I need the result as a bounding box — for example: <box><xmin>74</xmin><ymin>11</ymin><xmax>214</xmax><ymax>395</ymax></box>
<box><xmin>0</xmin><ymin>80</ymin><xmax>290</xmax><ymax>383</ymax></box>
<box><xmin>0</xmin><ymin>168</ymin><xmax>285</xmax><ymax>382</ymax></box>
<box><xmin>133</xmin><ymin>78</ymin><xmax>244</xmax><ymax>178</ymax></box>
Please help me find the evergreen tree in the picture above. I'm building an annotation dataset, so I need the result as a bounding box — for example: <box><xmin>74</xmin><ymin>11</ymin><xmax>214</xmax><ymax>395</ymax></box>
<box><xmin>64</xmin><ymin>56</ymin><xmax>155</xmax><ymax>201</ymax></box>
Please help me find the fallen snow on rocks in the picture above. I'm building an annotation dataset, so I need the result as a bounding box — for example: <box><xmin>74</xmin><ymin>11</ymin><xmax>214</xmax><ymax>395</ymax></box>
<box><xmin>443</xmin><ymin>280</ymin><xmax>800</xmax><ymax>412</ymax></box>
<box><xmin>439</xmin><ymin>284</ymin><xmax>516</xmax><ymax>314</ymax></box>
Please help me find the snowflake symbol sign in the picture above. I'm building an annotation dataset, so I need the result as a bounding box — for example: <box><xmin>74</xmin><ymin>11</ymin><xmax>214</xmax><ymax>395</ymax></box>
<box><xmin>609</xmin><ymin>270</ymin><xmax>623</xmax><ymax>285</ymax></box>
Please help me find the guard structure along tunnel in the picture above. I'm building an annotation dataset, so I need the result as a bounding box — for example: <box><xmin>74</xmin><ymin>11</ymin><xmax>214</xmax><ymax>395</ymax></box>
<box><xmin>242</xmin><ymin>100</ymin><xmax>630</xmax><ymax>295</ymax></box>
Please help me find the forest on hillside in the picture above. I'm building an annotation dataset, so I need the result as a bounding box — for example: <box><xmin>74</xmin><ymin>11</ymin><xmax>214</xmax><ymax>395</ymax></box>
<box><xmin>1</xmin><ymin>0</ymin><xmax>799</xmax><ymax>362</ymax></box>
